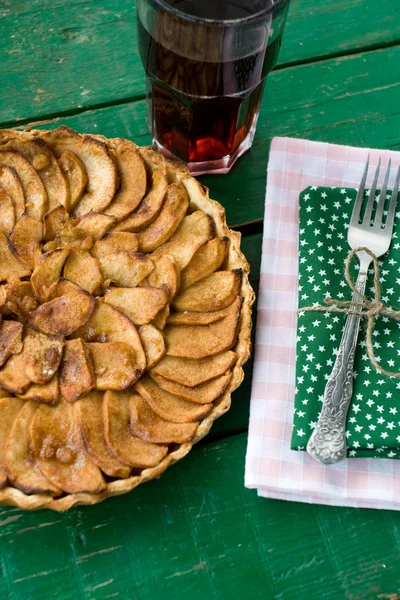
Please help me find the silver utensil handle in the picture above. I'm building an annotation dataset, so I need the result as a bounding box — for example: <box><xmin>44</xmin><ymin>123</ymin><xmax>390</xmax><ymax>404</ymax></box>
<box><xmin>306</xmin><ymin>271</ymin><xmax>368</xmax><ymax>464</ymax></box>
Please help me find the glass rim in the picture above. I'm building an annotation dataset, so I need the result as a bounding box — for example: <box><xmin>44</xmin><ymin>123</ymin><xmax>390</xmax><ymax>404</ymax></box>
<box><xmin>151</xmin><ymin>0</ymin><xmax>288</xmax><ymax>25</ymax></box>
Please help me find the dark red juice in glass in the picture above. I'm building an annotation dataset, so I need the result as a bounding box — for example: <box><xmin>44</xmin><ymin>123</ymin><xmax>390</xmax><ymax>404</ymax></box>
<box><xmin>137</xmin><ymin>0</ymin><xmax>290</xmax><ymax>174</ymax></box>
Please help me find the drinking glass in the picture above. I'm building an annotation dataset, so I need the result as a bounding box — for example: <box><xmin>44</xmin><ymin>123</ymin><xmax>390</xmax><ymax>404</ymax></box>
<box><xmin>137</xmin><ymin>0</ymin><xmax>290</xmax><ymax>175</ymax></box>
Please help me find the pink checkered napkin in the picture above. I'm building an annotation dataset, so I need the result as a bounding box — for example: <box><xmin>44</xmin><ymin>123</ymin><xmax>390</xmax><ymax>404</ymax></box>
<box><xmin>245</xmin><ymin>137</ymin><xmax>400</xmax><ymax>510</ymax></box>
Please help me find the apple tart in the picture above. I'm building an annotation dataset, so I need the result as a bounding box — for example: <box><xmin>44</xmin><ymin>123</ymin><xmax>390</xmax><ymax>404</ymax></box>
<box><xmin>0</xmin><ymin>127</ymin><xmax>254</xmax><ymax>511</ymax></box>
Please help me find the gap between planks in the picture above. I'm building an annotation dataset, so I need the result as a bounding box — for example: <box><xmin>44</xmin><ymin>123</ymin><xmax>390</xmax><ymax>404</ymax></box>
<box><xmin>2</xmin><ymin>39</ymin><xmax>400</xmax><ymax>132</ymax></box>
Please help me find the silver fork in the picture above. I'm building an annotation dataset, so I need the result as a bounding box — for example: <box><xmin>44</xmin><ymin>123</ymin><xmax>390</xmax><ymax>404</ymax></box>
<box><xmin>307</xmin><ymin>158</ymin><xmax>400</xmax><ymax>465</ymax></box>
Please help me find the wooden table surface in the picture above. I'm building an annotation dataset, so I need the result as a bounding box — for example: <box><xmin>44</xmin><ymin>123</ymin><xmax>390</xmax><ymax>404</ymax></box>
<box><xmin>1</xmin><ymin>1</ymin><xmax>400</xmax><ymax>598</ymax></box>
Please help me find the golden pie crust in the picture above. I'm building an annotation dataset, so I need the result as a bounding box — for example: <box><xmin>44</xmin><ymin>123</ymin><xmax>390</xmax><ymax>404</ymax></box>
<box><xmin>0</xmin><ymin>127</ymin><xmax>254</xmax><ymax>511</ymax></box>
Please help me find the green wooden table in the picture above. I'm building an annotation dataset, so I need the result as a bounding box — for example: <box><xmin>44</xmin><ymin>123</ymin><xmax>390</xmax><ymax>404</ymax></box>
<box><xmin>1</xmin><ymin>1</ymin><xmax>400</xmax><ymax>598</ymax></box>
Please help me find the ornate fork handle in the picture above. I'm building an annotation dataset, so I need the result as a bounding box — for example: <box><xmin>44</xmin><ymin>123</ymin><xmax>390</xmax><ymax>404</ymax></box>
<box><xmin>306</xmin><ymin>270</ymin><xmax>369</xmax><ymax>464</ymax></box>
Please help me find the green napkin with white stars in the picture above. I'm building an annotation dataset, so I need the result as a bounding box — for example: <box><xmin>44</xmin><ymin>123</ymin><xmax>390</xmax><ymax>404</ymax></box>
<box><xmin>291</xmin><ymin>185</ymin><xmax>400</xmax><ymax>459</ymax></box>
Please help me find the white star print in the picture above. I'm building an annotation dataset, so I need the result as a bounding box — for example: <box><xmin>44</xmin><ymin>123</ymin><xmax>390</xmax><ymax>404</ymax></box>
<box><xmin>293</xmin><ymin>185</ymin><xmax>400</xmax><ymax>456</ymax></box>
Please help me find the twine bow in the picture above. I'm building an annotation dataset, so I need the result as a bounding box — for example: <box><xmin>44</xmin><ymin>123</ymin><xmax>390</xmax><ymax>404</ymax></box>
<box><xmin>298</xmin><ymin>247</ymin><xmax>400</xmax><ymax>378</ymax></box>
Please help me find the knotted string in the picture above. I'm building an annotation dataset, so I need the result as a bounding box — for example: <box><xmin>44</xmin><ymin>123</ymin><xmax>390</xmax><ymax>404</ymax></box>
<box><xmin>298</xmin><ymin>247</ymin><xmax>400</xmax><ymax>378</ymax></box>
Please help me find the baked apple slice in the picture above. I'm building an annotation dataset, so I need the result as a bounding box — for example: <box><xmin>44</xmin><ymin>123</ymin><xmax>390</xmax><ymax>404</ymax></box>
<box><xmin>55</xmin><ymin>222</ymin><xmax>93</xmax><ymax>251</ymax></box>
<box><xmin>23</xmin><ymin>327</ymin><xmax>64</xmax><ymax>385</ymax></box>
<box><xmin>63</xmin><ymin>250</ymin><xmax>103</xmax><ymax>294</ymax></box>
<box><xmin>59</xmin><ymin>338</ymin><xmax>94</xmax><ymax>403</ymax></box>
<box><xmin>5</xmin><ymin>400</ymin><xmax>61</xmax><ymax>495</ymax></box>
<box><xmin>136</xmin><ymin>377</ymin><xmax>212</xmax><ymax>423</ymax></box>
<box><xmin>129</xmin><ymin>392</ymin><xmax>198</xmax><ymax>444</ymax></box>
<box><xmin>167</xmin><ymin>303</ymin><xmax>232</xmax><ymax>326</ymax></box>
<box><xmin>10</xmin><ymin>214</ymin><xmax>43</xmax><ymax>269</ymax></box>
<box><xmin>88</xmin><ymin>342</ymin><xmax>142</xmax><ymax>390</ymax></box>
<box><xmin>58</xmin><ymin>150</ymin><xmax>88</xmax><ymax>211</ymax></box>
<box><xmin>164</xmin><ymin>297</ymin><xmax>243</xmax><ymax>359</ymax></box>
<box><xmin>115</xmin><ymin>167</ymin><xmax>168</xmax><ymax>233</ymax></box>
<box><xmin>151</xmin><ymin>306</ymin><xmax>170</xmax><ymax>330</ymax></box>
<box><xmin>0</xmin><ymin>150</ymin><xmax>47</xmax><ymax>219</ymax></box>
<box><xmin>153</xmin><ymin>211</ymin><xmax>214</xmax><ymax>270</ymax></box>
<box><xmin>104</xmin><ymin>390</ymin><xmax>168</xmax><ymax>468</ymax></box>
<box><xmin>0</xmin><ymin>396</ymin><xmax>24</xmax><ymax>489</ymax></box>
<box><xmin>0</xmin><ymin>348</ymin><xmax>31</xmax><ymax>394</ymax></box>
<box><xmin>18</xmin><ymin>375</ymin><xmax>59</xmax><ymax>405</ymax></box>
<box><xmin>180</xmin><ymin>236</ymin><xmax>229</xmax><ymax>290</ymax></box>
<box><xmin>145</xmin><ymin>254</ymin><xmax>180</xmax><ymax>301</ymax></box>
<box><xmin>0</xmin><ymin>164</ymin><xmax>25</xmax><ymax>220</ymax></box>
<box><xmin>0</xmin><ymin>230</ymin><xmax>31</xmax><ymax>282</ymax></box>
<box><xmin>57</xmin><ymin>213</ymin><xmax>115</xmax><ymax>249</ymax></box>
<box><xmin>138</xmin><ymin>182</ymin><xmax>189</xmax><ymax>252</ymax></box>
<box><xmin>138</xmin><ymin>324</ymin><xmax>165</xmax><ymax>368</ymax></box>
<box><xmin>0</xmin><ymin>187</ymin><xmax>15</xmax><ymax>236</ymax></box>
<box><xmin>104</xmin><ymin>286</ymin><xmax>168</xmax><ymax>325</ymax></box>
<box><xmin>31</xmin><ymin>247</ymin><xmax>70</xmax><ymax>302</ymax></box>
<box><xmin>29</xmin><ymin>282</ymin><xmax>95</xmax><ymax>336</ymax></box>
<box><xmin>150</xmin><ymin>371</ymin><xmax>232</xmax><ymax>404</ymax></box>
<box><xmin>30</xmin><ymin>400</ymin><xmax>106</xmax><ymax>494</ymax></box>
<box><xmin>104</xmin><ymin>139</ymin><xmax>147</xmax><ymax>220</ymax></box>
<box><xmin>43</xmin><ymin>206</ymin><xmax>69</xmax><ymax>241</ymax></box>
<box><xmin>99</xmin><ymin>252</ymin><xmax>154</xmax><ymax>288</ymax></box>
<box><xmin>0</xmin><ymin>321</ymin><xmax>23</xmax><ymax>367</ymax></box>
<box><xmin>0</xmin><ymin>281</ymin><xmax>38</xmax><ymax>319</ymax></box>
<box><xmin>75</xmin><ymin>212</ymin><xmax>116</xmax><ymax>240</ymax></box>
<box><xmin>91</xmin><ymin>231</ymin><xmax>139</xmax><ymax>259</ymax></box>
<box><xmin>153</xmin><ymin>351</ymin><xmax>237</xmax><ymax>388</ymax></box>
<box><xmin>74</xmin><ymin>391</ymin><xmax>131</xmax><ymax>478</ymax></box>
<box><xmin>172</xmin><ymin>270</ymin><xmax>242</xmax><ymax>312</ymax></box>
<box><xmin>71</xmin><ymin>301</ymin><xmax>146</xmax><ymax>371</ymax></box>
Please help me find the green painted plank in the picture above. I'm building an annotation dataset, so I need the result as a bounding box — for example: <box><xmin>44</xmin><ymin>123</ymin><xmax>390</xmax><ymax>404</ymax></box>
<box><xmin>1</xmin><ymin>0</ymin><xmax>400</xmax><ymax>125</ymax></box>
<box><xmin>280</xmin><ymin>0</ymin><xmax>400</xmax><ymax>65</ymax></box>
<box><xmin>0</xmin><ymin>0</ymin><xmax>144</xmax><ymax>124</ymax></box>
<box><xmin>26</xmin><ymin>44</ymin><xmax>400</xmax><ymax>227</ymax></box>
<box><xmin>1</xmin><ymin>433</ymin><xmax>400</xmax><ymax>600</ymax></box>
